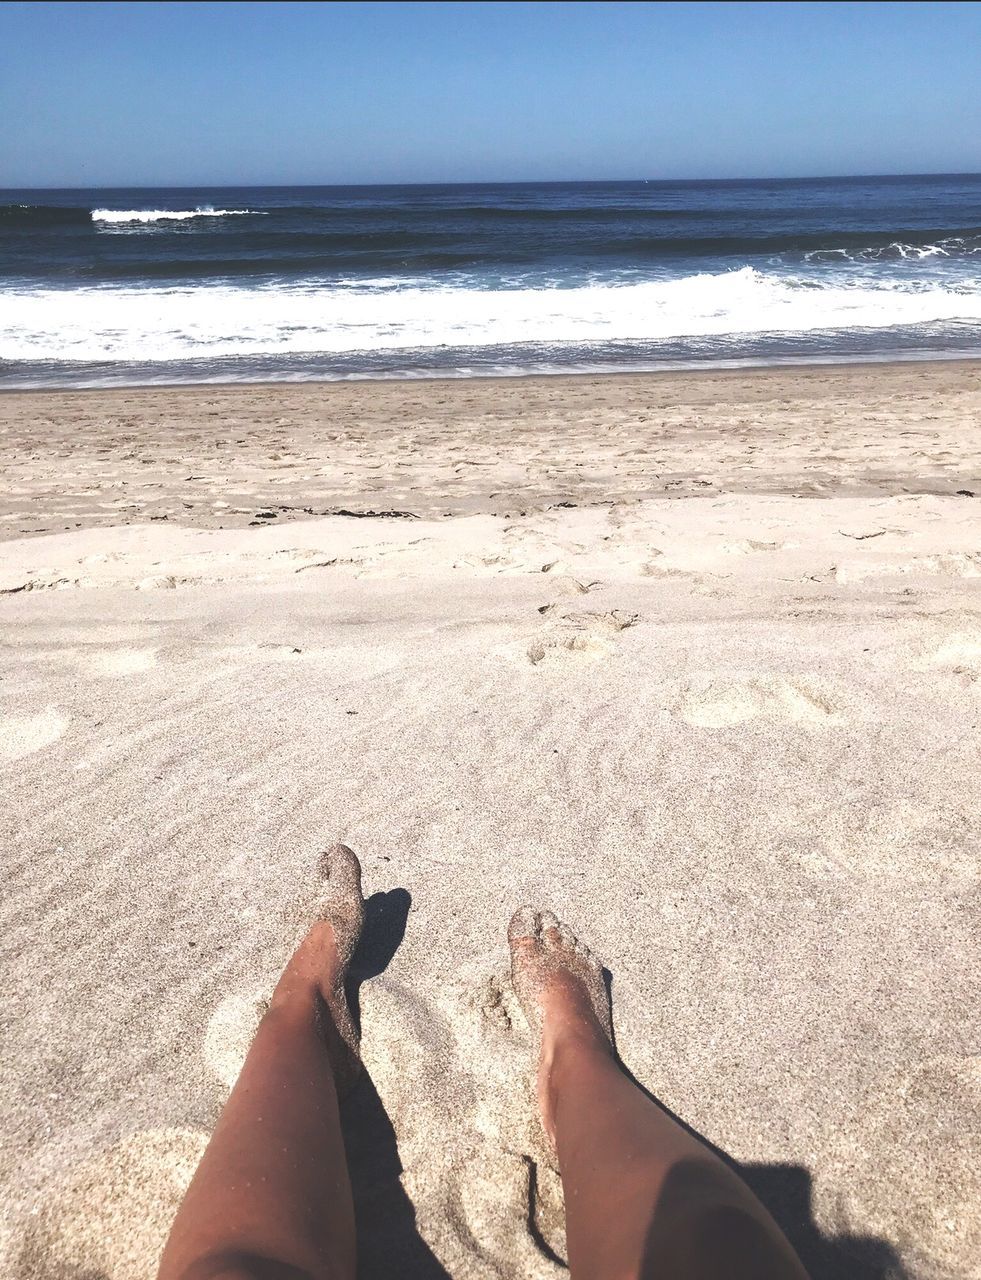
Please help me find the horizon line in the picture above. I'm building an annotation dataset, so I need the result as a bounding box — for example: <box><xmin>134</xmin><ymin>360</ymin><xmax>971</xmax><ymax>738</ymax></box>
<box><xmin>4</xmin><ymin>170</ymin><xmax>981</xmax><ymax>192</ymax></box>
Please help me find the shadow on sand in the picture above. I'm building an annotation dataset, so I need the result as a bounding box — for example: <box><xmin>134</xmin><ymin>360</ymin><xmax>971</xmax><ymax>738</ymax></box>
<box><xmin>340</xmin><ymin>918</ymin><xmax>905</xmax><ymax>1280</ymax></box>
<box><xmin>740</xmin><ymin>1162</ymin><xmax>906</xmax><ymax>1280</ymax></box>
<box><xmin>18</xmin><ymin>891</ymin><xmax>905</xmax><ymax>1280</ymax></box>
<box><xmin>607</xmin><ymin>961</ymin><xmax>905</xmax><ymax>1280</ymax></box>
<box><xmin>342</xmin><ymin>886</ymin><xmax>451</xmax><ymax>1279</ymax></box>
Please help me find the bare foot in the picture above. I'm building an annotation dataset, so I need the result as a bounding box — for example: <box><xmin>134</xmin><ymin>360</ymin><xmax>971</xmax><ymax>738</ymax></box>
<box><xmin>277</xmin><ymin>843</ymin><xmax>366</xmax><ymax>1092</ymax></box>
<box><xmin>317</xmin><ymin>841</ymin><xmax>366</xmax><ymax>971</ymax></box>
<box><xmin>508</xmin><ymin>906</ymin><xmax>614</xmax><ymax>1143</ymax></box>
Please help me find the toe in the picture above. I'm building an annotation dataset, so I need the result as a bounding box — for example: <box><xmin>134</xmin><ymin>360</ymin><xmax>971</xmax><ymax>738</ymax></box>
<box><xmin>508</xmin><ymin>905</ymin><xmax>541</xmax><ymax>948</ymax></box>
<box><xmin>538</xmin><ymin>909</ymin><xmax>561</xmax><ymax>945</ymax></box>
<box><xmin>556</xmin><ymin>921</ymin><xmax>577</xmax><ymax>949</ymax></box>
<box><xmin>320</xmin><ymin>842</ymin><xmax>363</xmax><ymax>898</ymax></box>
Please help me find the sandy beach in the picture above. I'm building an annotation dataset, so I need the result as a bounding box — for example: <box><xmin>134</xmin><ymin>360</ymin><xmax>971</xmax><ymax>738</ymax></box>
<box><xmin>1</xmin><ymin>360</ymin><xmax>979</xmax><ymax>1280</ymax></box>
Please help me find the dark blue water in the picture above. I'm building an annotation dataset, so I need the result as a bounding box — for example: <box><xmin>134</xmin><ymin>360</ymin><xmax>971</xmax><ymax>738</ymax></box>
<box><xmin>2</xmin><ymin>175</ymin><xmax>980</xmax><ymax>386</ymax></box>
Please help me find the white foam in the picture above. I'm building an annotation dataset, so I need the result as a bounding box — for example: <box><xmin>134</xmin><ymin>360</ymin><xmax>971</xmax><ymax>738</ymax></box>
<box><xmin>804</xmin><ymin>237</ymin><xmax>976</xmax><ymax>264</ymax></box>
<box><xmin>91</xmin><ymin>207</ymin><xmax>260</xmax><ymax>224</ymax></box>
<box><xmin>2</xmin><ymin>267</ymin><xmax>980</xmax><ymax>363</ymax></box>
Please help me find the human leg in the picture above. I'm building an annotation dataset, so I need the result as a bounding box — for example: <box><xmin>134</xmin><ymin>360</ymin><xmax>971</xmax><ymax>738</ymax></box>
<box><xmin>158</xmin><ymin>846</ymin><xmax>365</xmax><ymax>1280</ymax></box>
<box><xmin>509</xmin><ymin>908</ymin><xmax>809</xmax><ymax>1280</ymax></box>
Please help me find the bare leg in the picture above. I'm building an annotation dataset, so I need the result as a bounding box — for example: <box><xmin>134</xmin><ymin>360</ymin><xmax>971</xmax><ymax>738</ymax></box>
<box><xmin>158</xmin><ymin>846</ymin><xmax>366</xmax><ymax>1280</ymax></box>
<box><xmin>509</xmin><ymin>908</ymin><xmax>809</xmax><ymax>1280</ymax></box>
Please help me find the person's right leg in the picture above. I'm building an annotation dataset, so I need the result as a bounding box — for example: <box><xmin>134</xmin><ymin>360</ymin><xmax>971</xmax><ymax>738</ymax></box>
<box><xmin>509</xmin><ymin>908</ymin><xmax>809</xmax><ymax>1280</ymax></box>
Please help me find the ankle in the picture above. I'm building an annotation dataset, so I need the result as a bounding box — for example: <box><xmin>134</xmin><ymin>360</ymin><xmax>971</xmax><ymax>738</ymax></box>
<box><xmin>541</xmin><ymin>1018</ymin><xmax>613</xmax><ymax>1097</ymax></box>
<box><xmin>281</xmin><ymin>923</ymin><xmax>343</xmax><ymax>991</ymax></box>
<box><xmin>267</xmin><ymin>963</ymin><xmax>320</xmax><ymax>1012</ymax></box>
<box><xmin>536</xmin><ymin>1025</ymin><xmax>613</xmax><ymax>1143</ymax></box>
<box><xmin>546</xmin><ymin>1018</ymin><xmax>614</xmax><ymax>1072</ymax></box>
<box><xmin>539</xmin><ymin>974</ymin><xmax>612</xmax><ymax>1054</ymax></box>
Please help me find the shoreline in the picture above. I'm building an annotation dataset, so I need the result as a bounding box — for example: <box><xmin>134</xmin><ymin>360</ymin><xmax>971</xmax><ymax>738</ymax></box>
<box><xmin>2</xmin><ymin>358</ymin><xmax>979</xmax><ymax>541</ymax></box>
<box><xmin>4</xmin><ymin>349</ymin><xmax>981</xmax><ymax>397</ymax></box>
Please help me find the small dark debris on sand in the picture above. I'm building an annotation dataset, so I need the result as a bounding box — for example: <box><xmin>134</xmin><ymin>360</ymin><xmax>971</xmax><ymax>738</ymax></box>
<box><xmin>332</xmin><ymin>508</ymin><xmax>419</xmax><ymax>520</ymax></box>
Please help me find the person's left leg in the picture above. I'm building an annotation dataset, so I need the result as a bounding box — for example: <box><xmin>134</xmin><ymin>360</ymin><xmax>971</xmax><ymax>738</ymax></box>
<box><xmin>157</xmin><ymin>845</ymin><xmax>366</xmax><ymax>1280</ymax></box>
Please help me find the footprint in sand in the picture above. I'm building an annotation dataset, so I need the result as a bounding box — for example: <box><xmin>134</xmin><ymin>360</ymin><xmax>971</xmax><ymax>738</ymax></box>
<box><xmin>1</xmin><ymin>709</ymin><xmax>67</xmax><ymax>762</ymax></box>
<box><xmin>9</xmin><ymin>1128</ymin><xmax>207</xmax><ymax>1280</ymax></box>
<box><xmin>680</xmin><ymin>676</ymin><xmax>840</xmax><ymax>728</ymax></box>
<box><xmin>85</xmin><ymin>648</ymin><xmax>157</xmax><ymax>677</ymax></box>
<box><xmin>545</xmin><ymin>574</ymin><xmax>596</xmax><ymax>597</ymax></box>
<box><xmin>833</xmin><ymin>551</ymin><xmax>981</xmax><ymax>584</ymax></box>
<box><xmin>639</xmin><ymin>559</ymin><xmax>688</xmax><ymax>579</ymax></box>
<box><xmin>721</xmin><ymin>538</ymin><xmax>786</xmax><ymax>554</ymax></box>
<box><xmin>526</xmin><ymin>609</ymin><xmax>638</xmax><ymax>666</ymax></box>
<box><xmin>924</xmin><ymin>632</ymin><xmax>981</xmax><ymax>688</ymax></box>
<box><xmin>433</xmin><ymin>958</ymin><xmax>568</xmax><ymax>1274</ymax></box>
<box><xmin>795</xmin><ymin>801</ymin><xmax>976</xmax><ymax>878</ymax></box>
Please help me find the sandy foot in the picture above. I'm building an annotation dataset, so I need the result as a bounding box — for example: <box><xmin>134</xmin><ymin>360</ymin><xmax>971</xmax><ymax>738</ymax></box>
<box><xmin>284</xmin><ymin>843</ymin><xmax>366</xmax><ymax>1093</ymax></box>
<box><xmin>508</xmin><ymin>907</ymin><xmax>614</xmax><ymax>1143</ymax></box>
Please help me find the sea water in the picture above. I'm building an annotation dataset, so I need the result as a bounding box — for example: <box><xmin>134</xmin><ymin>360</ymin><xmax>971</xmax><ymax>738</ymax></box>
<box><xmin>1</xmin><ymin>175</ymin><xmax>980</xmax><ymax>387</ymax></box>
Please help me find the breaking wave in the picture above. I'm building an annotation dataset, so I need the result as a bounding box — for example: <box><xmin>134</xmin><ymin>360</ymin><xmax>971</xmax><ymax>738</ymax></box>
<box><xmin>3</xmin><ymin>267</ymin><xmax>980</xmax><ymax>364</ymax></box>
<box><xmin>90</xmin><ymin>207</ymin><xmax>262</xmax><ymax>223</ymax></box>
<box><xmin>4</xmin><ymin>178</ymin><xmax>981</xmax><ymax>383</ymax></box>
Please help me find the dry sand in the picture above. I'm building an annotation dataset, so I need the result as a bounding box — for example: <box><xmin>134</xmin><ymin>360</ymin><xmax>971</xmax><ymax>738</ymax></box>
<box><xmin>1</xmin><ymin>362</ymin><xmax>979</xmax><ymax>1280</ymax></box>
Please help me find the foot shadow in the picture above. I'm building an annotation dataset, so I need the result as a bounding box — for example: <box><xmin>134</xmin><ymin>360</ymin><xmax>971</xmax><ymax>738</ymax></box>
<box><xmin>342</xmin><ymin>889</ymin><xmax>451</xmax><ymax>1280</ymax></box>
<box><xmin>346</xmin><ymin>887</ymin><xmax>411</xmax><ymax>1034</ymax></box>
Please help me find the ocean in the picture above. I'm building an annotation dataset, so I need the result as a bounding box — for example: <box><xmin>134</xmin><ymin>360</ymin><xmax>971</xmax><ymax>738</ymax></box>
<box><xmin>1</xmin><ymin>174</ymin><xmax>980</xmax><ymax>388</ymax></box>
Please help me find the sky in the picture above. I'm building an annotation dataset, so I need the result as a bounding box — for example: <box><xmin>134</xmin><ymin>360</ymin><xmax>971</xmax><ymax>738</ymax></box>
<box><xmin>1</xmin><ymin>0</ymin><xmax>980</xmax><ymax>188</ymax></box>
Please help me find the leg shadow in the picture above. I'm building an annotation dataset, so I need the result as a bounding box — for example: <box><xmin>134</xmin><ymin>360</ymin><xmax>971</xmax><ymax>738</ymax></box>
<box><xmin>341</xmin><ymin>889</ymin><xmax>451</xmax><ymax>1280</ymax></box>
<box><xmin>616</xmin><ymin>1075</ymin><xmax>905</xmax><ymax>1277</ymax></box>
<box><xmin>606</xmin><ymin>973</ymin><xmax>906</xmax><ymax>1280</ymax></box>
<box><xmin>740</xmin><ymin>1164</ymin><xmax>908</xmax><ymax>1280</ymax></box>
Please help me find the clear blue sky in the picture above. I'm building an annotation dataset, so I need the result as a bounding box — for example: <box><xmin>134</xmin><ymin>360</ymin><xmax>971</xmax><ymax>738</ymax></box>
<box><xmin>2</xmin><ymin>0</ymin><xmax>980</xmax><ymax>188</ymax></box>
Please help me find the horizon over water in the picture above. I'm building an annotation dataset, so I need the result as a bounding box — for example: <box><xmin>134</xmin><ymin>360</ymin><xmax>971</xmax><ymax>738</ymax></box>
<box><xmin>2</xmin><ymin>173</ymin><xmax>981</xmax><ymax>388</ymax></box>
